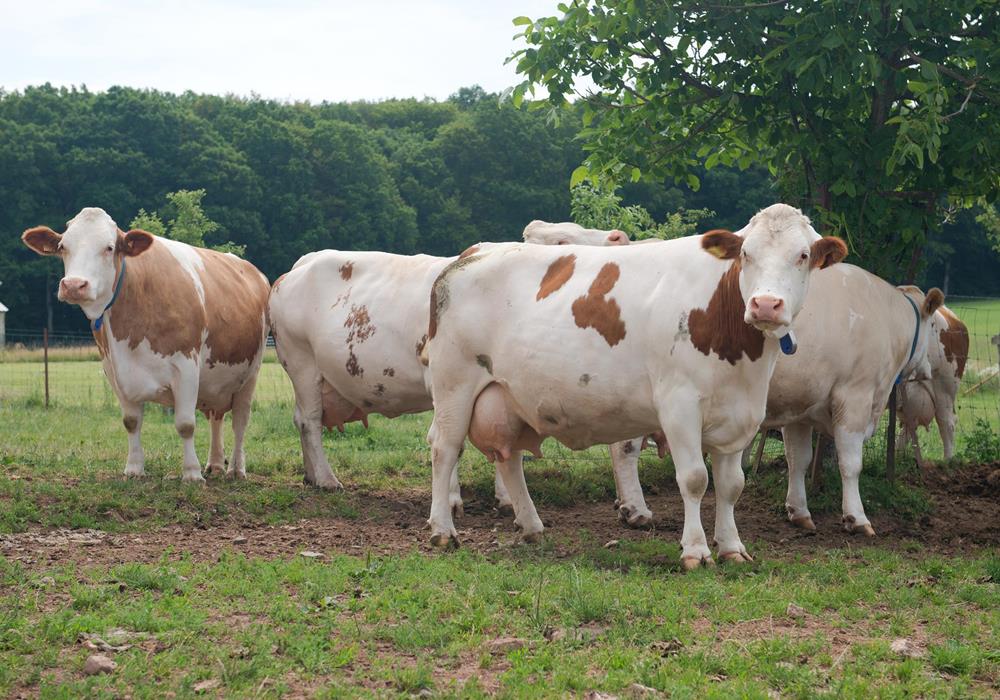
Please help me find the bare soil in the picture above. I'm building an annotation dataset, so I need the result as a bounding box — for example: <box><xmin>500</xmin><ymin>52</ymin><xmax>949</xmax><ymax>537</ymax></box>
<box><xmin>2</xmin><ymin>462</ymin><xmax>997</xmax><ymax>571</ymax></box>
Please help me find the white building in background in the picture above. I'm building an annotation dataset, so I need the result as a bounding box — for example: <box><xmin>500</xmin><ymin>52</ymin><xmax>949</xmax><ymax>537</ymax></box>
<box><xmin>0</xmin><ymin>301</ymin><xmax>6</xmax><ymax>349</ymax></box>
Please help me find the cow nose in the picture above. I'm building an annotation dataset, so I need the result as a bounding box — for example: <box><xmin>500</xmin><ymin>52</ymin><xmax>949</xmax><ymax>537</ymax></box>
<box><xmin>59</xmin><ymin>277</ymin><xmax>89</xmax><ymax>297</ymax></box>
<box><xmin>749</xmin><ymin>295</ymin><xmax>784</xmax><ymax>322</ymax></box>
<box><xmin>606</xmin><ymin>230</ymin><xmax>629</xmax><ymax>246</ymax></box>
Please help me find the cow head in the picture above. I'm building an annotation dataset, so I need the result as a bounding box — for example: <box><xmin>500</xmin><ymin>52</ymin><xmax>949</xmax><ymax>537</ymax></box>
<box><xmin>896</xmin><ymin>285</ymin><xmax>946</xmax><ymax>377</ymax></box>
<box><xmin>22</xmin><ymin>207</ymin><xmax>154</xmax><ymax>321</ymax></box>
<box><xmin>701</xmin><ymin>203</ymin><xmax>847</xmax><ymax>337</ymax></box>
<box><xmin>523</xmin><ymin>220</ymin><xmax>630</xmax><ymax>247</ymax></box>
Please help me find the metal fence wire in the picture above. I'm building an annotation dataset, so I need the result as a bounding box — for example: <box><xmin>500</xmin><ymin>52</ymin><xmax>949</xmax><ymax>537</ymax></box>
<box><xmin>1</xmin><ymin>296</ymin><xmax>998</xmax><ymax>465</ymax></box>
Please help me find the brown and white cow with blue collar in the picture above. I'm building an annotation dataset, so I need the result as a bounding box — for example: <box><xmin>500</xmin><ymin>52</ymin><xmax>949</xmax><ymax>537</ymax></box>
<box><xmin>22</xmin><ymin>207</ymin><xmax>270</xmax><ymax>482</ymax></box>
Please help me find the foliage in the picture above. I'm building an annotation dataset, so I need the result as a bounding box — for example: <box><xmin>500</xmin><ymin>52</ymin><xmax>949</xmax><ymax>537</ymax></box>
<box><xmin>975</xmin><ymin>204</ymin><xmax>1000</xmax><ymax>255</ymax></box>
<box><xmin>511</xmin><ymin>0</ymin><xmax>1000</xmax><ymax>278</ymax></box>
<box><xmin>128</xmin><ymin>189</ymin><xmax>246</xmax><ymax>256</ymax></box>
<box><xmin>570</xmin><ymin>183</ymin><xmax>713</xmax><ymax>240</ymax></box>
<box><xmin>961</xmin><ymin>418</ymin><xmax>1000</xmax><ymax>463</ymax></box>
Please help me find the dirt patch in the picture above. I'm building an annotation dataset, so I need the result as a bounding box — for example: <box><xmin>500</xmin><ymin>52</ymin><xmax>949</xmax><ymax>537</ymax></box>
<box><xmin>2</xmin><ymin>463</ymin><xmax>997</xmax><ymax>571</ymax></box>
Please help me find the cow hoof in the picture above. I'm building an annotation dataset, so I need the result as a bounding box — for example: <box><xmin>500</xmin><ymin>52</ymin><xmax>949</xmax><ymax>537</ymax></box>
<box><xmin>123</xmin><ymin>468</ymin><xmax>145</xmax><ymax>479</ymax></box>
<box><xmin>495</xmin><ymin>500</ymin><xmax>515</xmax><ymax>517</ymax></box>
<box><xmin>847</xmin><ymin>523</ymin><xmax>876</xmax><ymax>537</ymax></box>
<box><xmin>315</xmin><ymin>478</ymin><xmax>344</xmax><ymax>491</ymax></box>
<box><xmin>226</xmin><ymin>469</ymin><xmax>247</xmax><ymax>481</ymax></box>
<box><xmin>521</xmin><ymin>531</ymin><xmax>544</xmax><ymax>544</ymax></box>
<box><xmin>618</xmin><ymin>506</ymin><xmax>654</xmax><ymax>529</ymax></box>
<box><xmin>182</xmin><ymin>473</ymin><xmax>206</xmax><ymax>485</ymax></box>
<box><xmin>205</xmin><ymin>463</ymin><xmax>226</xmax><ymax>476</ymax></box>
<box><xmin>790</xmin><ymin>515</ymin><xmax>816</xmax><ymax>531</ymax></box>
<box><xmin>681</xmin><ymin>555</ymin><xmax>715</xmax><ymax>571</ymax></box>
<box><xmin>719</xmin><ymin>550</ymin><xmax>754</xmax><ymax>564</ymax></box>
<box><xmin>429</xmin><ymin>531</ymin><xmax>460</xmax><ymax>549</ymax></box>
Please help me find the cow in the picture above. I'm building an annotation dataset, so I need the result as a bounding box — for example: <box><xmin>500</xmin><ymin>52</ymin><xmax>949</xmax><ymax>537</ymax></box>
<box><xmin>423</xmin><ymin>204</ymin><xmax>847</xmax><ymax>568</ymax></box>
<box><xmin>897</xmin><ymin>304</ymin><xmax>968</xmax><ymax>466</ymax></box>
<box><xmin>21</xmin><ymin>207</ymin><xmax>270</xmax><ymax>482</ymax></box>
<box><xmin>267</xmin><ymin>222</ymin><xmax>634</xmax><ymax>506</ymax></box>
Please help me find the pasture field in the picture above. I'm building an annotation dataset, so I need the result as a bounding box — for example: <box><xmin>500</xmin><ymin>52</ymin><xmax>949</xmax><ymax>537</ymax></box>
<box><xmin>1</xmin><ymin>402</ymin><xmax>998</xmax><ymax>698</ymax></box>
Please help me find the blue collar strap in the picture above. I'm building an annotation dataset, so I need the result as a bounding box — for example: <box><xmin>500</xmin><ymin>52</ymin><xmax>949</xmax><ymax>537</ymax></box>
<box><xmin>894</xmin><ymin>293</ymin><xmax>921</xmax><ymax>385</ymax></box>
<box><xmin>92</xmin><ymin>257</ymin><xmax>126</xmax><ymax>331</ymax></box>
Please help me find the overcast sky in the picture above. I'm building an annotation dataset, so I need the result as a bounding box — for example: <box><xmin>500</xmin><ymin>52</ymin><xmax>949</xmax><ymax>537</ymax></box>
<box><xmin>1</xmin><ymin>0</ymin><xmax>562</xmax><ymax>103</ymax></box>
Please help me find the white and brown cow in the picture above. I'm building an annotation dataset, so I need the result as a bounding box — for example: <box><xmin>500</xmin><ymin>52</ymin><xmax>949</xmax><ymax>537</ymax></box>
<box><xmin>266</xmin><ymin>221</ymin><xmax>632</xmax><ymax>503</ymax></box>
<box><xmin>423</xmin><ymin>204</ymin><xmax>847</xmax><ymax>567</ymax></box>
<box><xmin>22</xmin><ymin>207</ymin><xmax>270</xmax><ymax>482</ymax></box>
<box><xmin>897</xmin><ymin>304</ymin><xmax>968</xmax><ymax>465</ymax></box>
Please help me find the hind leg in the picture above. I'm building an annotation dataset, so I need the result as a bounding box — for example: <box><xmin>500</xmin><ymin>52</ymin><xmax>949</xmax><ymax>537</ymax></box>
<box><xmin>611</xmin><ymin>438</ymin><xmax>653</xmax><ymax>528</ymax></box>
<box><xmin>496</xmin><ymin>450</ymin><xmax>544</xmax><ymax>542</ymax></box>
<box><xmin>710</xmin><ymin>449</ymin><xmax>751</xmax><ymax>563</ymax></box>
<box><xmin>494</xmin><ymin>467</ymin><xmax>514</xmax><ymax>516</ymax></box>
<box><xmin>427</xmin><ymin>390</ymin><xmax>481</xmax><ymax>548</ymax></box>
<box><xmin>783</xmin><ymin>423</ymin><xmax>816</xmax><ymax>530</ymax></box>
<box><xmin>833</xmin><ymin>427</ymin><xmax>875</xmax><ymax>536</ymax></box>
<box><xmin>228</xmin><ymin>372</ymin><xmax>259</xmax><ymax>480</ymax></box>
<box><xmin>284</xmin><ymin>359</ymin><xmax>342</xmax><ymax>490</ymax></box>
<box><xmin>205</xmin><ymin>414</ymin><xmax>226</xmax><ymax>476</ymax></box>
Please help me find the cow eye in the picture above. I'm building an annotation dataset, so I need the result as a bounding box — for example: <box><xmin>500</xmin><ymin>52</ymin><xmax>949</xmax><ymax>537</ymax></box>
<box><xmin>557</xmin><ymin>240</ymin><xmax>567</xmax><ymax>245</ymax></box>
<box><xmin>799</xmin><ymin>252</ymin><xmax>809</xmax><ymax>262</ymax></box>
<box><xmin>106</xmin><ymin>245</ymin><xmax>114</xmax><ymax>253</ymax></box>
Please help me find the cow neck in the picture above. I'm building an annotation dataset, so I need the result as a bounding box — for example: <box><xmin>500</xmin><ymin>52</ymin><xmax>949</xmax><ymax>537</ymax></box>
<box><xmin>895</xmin><ymin>293</ymin><xmax>921</xmax><ymax>386</ymax></box>
<box><xmin>92</xmin><ymin>255</ymin><xmax>127</xmax><ymax>332</ymax></box>
<box><xmin>688</xmin><ymin>259</ymin><xmax>766</xmax><ymax>365</ymax></box>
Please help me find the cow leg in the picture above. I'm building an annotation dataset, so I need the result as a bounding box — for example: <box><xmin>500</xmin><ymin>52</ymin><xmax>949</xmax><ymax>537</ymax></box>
<box><xmin>833</xmin><ymin>427</ymin><xmax>875</xmax><ymax>536</ymax></box>
<box><xmin>448</xmin><ymin>461</ymin><xmax>464</xmax><ymax>518</ymax></box>
<box><xmin>496</xmin><ymin>450</ymin><xmax>544</xmax><ymax>542</ymax></box>
<box><xmin>121</xmin><ymin>399</ymin><xmax>145</xmax><ymax>478</ymax></box>
<box><xmin>935</xmin><ymin>394</ymin><xmax>958</xmax><ymax>461</ymax></box>
<box><xmin>290</xmin><ymin>375</ymin><xmax>343</xmax><ymax>491</ymax></box>
<box><xmin>228</xmin><ymin>375</ymin><xmax>257</xmax><ymax>480</ymax></box>
<box><xmin>427</xmin><ymin>394</ymin><xmax>479</xmax><ymax>548</ymax></box>
<box><xmin>172</xmin><ymin>371</ymin><xmax>204</xmax><ymax>484</ymax></box>
<box><xmin>709</xmin><ymin>449</ymin><xmax>751</xmax><ymax>563</ymax></box>
<box><xmin>494</xmin><ymin>468</ymin><xmax>514</xmax><ymax>516</ymax></box>
<box><xmin>782</xmin><ymin>423</ymin><xmax>816</xmax><ymax>531</ymax></box>
<box><xmin>205</xmin><ymin>414</ymin><xmax>226</xmax><ymax>476</ymax></box>
<box><xmin>658</xmin><ymin>408</ymin><xmax>712</xmax><ymax>569</ymax></box>
<box><xmin>611</xmin><ymin>439</ymin><xmax>653</xmax><ymax>528</ymax></box>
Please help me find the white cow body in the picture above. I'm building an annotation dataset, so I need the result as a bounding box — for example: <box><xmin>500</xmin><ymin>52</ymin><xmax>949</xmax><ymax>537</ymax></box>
<box><xmin>22</xmin><ymin>208</ymin><xmax>270</xmax><ymax>481</ymax></box>
<box><xmin>897</xmin><ymin>305</ymin><xmax>968</xmax><ymax>464</ymax></box>
<box><xmin>425</xmin><ymin>204</ymin><xmax>846</xmax><ymax>566</ymax></box>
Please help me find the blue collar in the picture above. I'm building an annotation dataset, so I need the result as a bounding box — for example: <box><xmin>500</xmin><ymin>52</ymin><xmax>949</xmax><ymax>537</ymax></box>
<box><xmin>895</xmin><ymin>293</ymin><xmax>921</xmax><ymax>385</ymax></box>
<box><xmin>92</xmin><ymin>257</ymin><xmax>126</xmax><ymax>331</ymax></box>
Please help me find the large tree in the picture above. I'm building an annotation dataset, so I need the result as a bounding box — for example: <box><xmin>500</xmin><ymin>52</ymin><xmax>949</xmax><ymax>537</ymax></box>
<box><xmin>510</xmin><ymin>0</ymin><xmax>1000</xmax><ymax>278</ymax></box>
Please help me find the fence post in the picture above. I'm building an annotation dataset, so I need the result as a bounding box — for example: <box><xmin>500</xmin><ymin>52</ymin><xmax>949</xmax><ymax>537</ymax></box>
<box><xmin>43</xmin><ymin>327</ymin><xmax>49</xmax><ymax>409</ymax></box>
<box><xmin>886</xmin><ymin>385</ymin><xmax>897</xmax><ymax>483</ymax></box>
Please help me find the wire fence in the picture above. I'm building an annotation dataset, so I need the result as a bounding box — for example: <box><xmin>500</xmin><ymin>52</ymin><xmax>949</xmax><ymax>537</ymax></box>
<box><xmin>1</xmin><ymin>295</ymin><xmax>998</xmax><ymax>465</ymax></box>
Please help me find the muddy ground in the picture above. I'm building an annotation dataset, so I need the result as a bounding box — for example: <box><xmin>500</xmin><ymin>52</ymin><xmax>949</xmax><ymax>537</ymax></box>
<box><xmin>3</xmin><ymin>462</ymin><xmax>997</xmax><ymax>570</ymax></box>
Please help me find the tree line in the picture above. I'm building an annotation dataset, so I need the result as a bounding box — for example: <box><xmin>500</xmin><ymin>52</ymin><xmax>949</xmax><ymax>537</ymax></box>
<box><xmin>1</xmin><ymin>83</ymin><xmax>997</xmax><ymax>333</ymax></box>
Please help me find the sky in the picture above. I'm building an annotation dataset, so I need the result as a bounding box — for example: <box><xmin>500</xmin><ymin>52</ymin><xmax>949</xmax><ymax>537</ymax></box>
<box><xmin>1</xmin><ymin>0</ymin><xmax>562</xmax><ymax>103</ymax></box>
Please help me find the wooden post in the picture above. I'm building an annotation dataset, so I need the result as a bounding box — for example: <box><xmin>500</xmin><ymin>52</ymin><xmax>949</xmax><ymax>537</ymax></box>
<box><xmin>43</xmin><ymin>327</ymin><xmax>50</xmax><ymax>409</ymax></box>
<box><xmin>886</xmin><ymin>385</ymin><xmax>897</xmax><ymax>484</ymax></box>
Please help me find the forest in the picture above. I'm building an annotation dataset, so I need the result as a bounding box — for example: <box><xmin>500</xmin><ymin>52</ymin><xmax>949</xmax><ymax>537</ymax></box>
<box><xmin>2</xmin><ymin>83</ymin><xmax>998</xmax><ymax>333</ymax></box>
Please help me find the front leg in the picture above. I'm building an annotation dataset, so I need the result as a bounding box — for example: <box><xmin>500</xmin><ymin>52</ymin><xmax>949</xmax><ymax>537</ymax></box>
<box><xmin>658</xmin><ymin>405</ymin><xmax>712</xmax><ymax>570</ymax></box>
<box><xmin>709</xmin><ymin>449</ymin><xmax>752</xmax><ymax>563</ymax></box>
<box><xmin>172</xmin><ymin>366</ymin><xmax>205</xmax><ymax>484</ymax></box>
<box><xmin>610</xmin><ymin>438</ymin><xmax>653</xmax><ymax>528</ymax></box>
<box><xmin>121</xmin><ymin>399</ymin><xmax>145</xmax><ymax>478</ymax></box>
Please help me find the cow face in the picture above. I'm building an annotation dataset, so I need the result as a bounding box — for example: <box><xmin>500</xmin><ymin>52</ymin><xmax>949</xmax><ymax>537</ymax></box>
<box><xmin>702</xmin><ymin>203</ymin><xmax>847</xmax><ymax>337</ymax></box>
<box><xmin>22</xmin><ymin>207</ymin><xmax>153</xmax><ymax>320</ymax></box>
<box><xmin>897</xmin><ymin>285</ymin><xmax>946</xmax><ymax>377</ymax></box>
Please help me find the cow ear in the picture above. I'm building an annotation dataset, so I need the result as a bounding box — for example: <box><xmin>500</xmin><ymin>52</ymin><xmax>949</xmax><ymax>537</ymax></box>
<box><xmin>922</xmin><ymin>288</ymin><xmax>944</xmax><ymax>318</ymax></box>
<box><xmin>22</xmin><ymin>226</ymin><xmax>62</xmax><ymax>256</ymax></box>
<box><xmin>701</xmin><ymin>229</ymin><xmax>742</xmax><ymax>259</ymax></box>
<box><xmin>810</xmin><ymin>236</ymin><xmax>848</xmax><ymax>269</ymax></box>
<box><xmin>118</xmin><ymin>229</ymin><xmax>155</xmax><ymax>257</ymax></box>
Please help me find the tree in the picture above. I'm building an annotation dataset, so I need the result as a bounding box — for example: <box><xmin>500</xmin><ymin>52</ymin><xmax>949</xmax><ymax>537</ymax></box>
<box><xmin>570</xmin><ymin>184</ymin><xmax>712</xmax><ymax>240</ymax></box>
<box><xmin>129</xmin><ymin>189</ymin><xmax>246</xmax><ymax>256</ymax></box>
<box><xmin>510</xmin><ymin>1</ymin><xmax>1000</xmax><ymax>278</ymax></box>
<box><xmin>976</xmin><ymin>205</ymin><xmax>1000</xmax><ymax>255</ymax></box>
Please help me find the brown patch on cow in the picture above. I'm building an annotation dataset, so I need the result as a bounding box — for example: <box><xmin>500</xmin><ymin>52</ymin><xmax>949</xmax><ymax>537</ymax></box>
<box><xmin>458</xmin><ymin>245</ymin><xmax>480</xmax><ymax>260</ymax></box>
<box><xmin>375</xmin><ymin>383</ymin><xmax>386</xmax><ymax>396</ymax></box>
<box><xmin>416</xmin><ymin>334</ymin><xmax>428</xmax><ymax>357</ymax></box>
<box><xmin>476</xmin><ymin>354</ymin><xmax>493</xmax><ymax>374</ymax></box>
<box><xmin>272</xmin><ymin>273</ymin><xmax>287</xmax><ymax>294</ymax></box>
<box><xmin>622</xmin><ymin>440</ymin><xmax>635</xmax><ymax>454</ymax></box>
<box><xmin>428</xmin><ymin>285</ymin><xmax>441</xmax><ymax>340</ymax></box>
<box><xmin>688</xmin><ymin>260</ymin><xmax>764</xmax><ymax>365</ymax></box>
<box><xmin>383</xmin><ymin>367</ymin><xmax>395</xmax><ymax>377</ymax></box>
<box><xmin>938</xmin><ymin>307</ymin><xmax>969</xmax><ymax>378</ymax></box>
<box><xmin>177</xmin><ymin>423</ymin><xmax>195</xmax><ymax>439</ymax></box>
<box><xmin>194</xmin><ymin>249</ymin><xmax>269</xmax><ymax>367</ymax></box>
<box><xmin>578</xmin><ymin>373</ymin><xmax>591</xmax><ymax>386</ymax></box>
<box><xmin>536</xmin><ymin>254</ymin><xmax>576</xmax><ymax>301</ymax></box>
<box><xmin>345</xmin><ymin>304</ymin><xmax>376</xmax><ymax>344</ymax></box>
<box><xmin>92</xmin><ymin>325</ymin><xmax>110</xmax><ymax>358</ymax></box>
<box><xmin>346</xmin><ymin>349</ymin><xmax>363</xmax><ymax>377</ymax></box>
<box><xmin>123</xmin><ymin>416</ymin><xmax>138</xmax><ymax>433</ymax></box>
<box><xmin>571</xmin><ymin>263</ymin><xmax>626</xmax><ymax>347</ymax></box>
<box><xmin>339</xmin><ymin>262</ymin><xmax>354</xmax><ymax>280</ymax></box>
<box><xmin>543</xmin><ymin>415</ymin><xmax>559</xmax><ymax>425</ymax></box>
